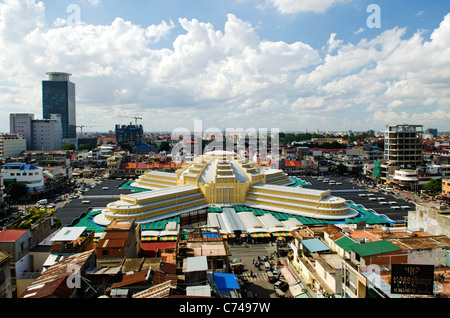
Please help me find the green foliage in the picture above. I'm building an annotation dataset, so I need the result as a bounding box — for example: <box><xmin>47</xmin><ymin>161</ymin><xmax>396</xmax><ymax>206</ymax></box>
<box><xmin>62</xmin><ymin>143</ymin><xmax>76</xmax><ymax>150</ymax></box>
<box><xmin>12</xmin><ymin>207</ymin><xmax>48</xmax><ymax>229</ymax></box>
<box><xmin>422</xmin><ymin>178</ymin><xmax>442</xmax><ymax>193</ymax></box>
<box><xmin>279</xmin><ymin>130</ymin><xmax>377</xmax><ymax>147</ymax></box>
<box><xmin>5</xmin><ymin>182</ymin><xmax>28</xmax><ymax>201</ymax></box>
<box><xmin>158</xmin><ymin>141</ymin><xmax>170</xmax><ymax>152</ymax></box>
<box><xmin>118</xmin><ymin>142</ymin><xmax>132</xmax><ymax>152</ymax></box>
<box><xmin>78</xmin><ymin>142</ymin><xmax>96</xmax><ymax>151</ymax></box>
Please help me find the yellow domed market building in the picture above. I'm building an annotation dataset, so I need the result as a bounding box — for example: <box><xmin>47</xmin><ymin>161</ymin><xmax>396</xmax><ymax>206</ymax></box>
<box><xmin>93</xmin><ymin>151</ymin><xmax>358</xmax><ymax>229</ymax></box>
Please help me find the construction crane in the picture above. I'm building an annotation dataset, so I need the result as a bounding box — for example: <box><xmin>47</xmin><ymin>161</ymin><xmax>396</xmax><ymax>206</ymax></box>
<box><xmin>118</xmin><ymin>116</ymin><xmax>143</xmax><ymax>126</ymax></box>
<box><xmin>76</xmin><ymin>125</ymin><xmax>98</xmax><ymax>138</ymax></box>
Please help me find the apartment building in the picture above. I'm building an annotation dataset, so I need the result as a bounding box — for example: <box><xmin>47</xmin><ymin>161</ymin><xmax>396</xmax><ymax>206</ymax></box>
<box><xmin>1</xmin><ymin>163</ymin><xmax>44</xmax><ymax>194</ymax></box>
<box><xmin>381</xmin><ymin>124</ymin><xmax>423</xmax><ymax>182</ymax></box>
<box><xmin>0</xmin><ymin>134</ymin><xmax>27</xmax><ymax>158</ymax></box>
<box><xmin>10</xmin><ymin>113</ymin><xmax>63</xmax><ymax>151</ymax></box>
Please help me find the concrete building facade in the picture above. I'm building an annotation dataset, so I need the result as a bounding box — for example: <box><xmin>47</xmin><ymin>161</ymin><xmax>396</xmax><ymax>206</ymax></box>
<box><xmin>0</xmin><ymin>134</ymin><xmax>27</xmax><ymax>158</ymax></box>
<box><xmin>31</xmin><ymin>114</ymin><xmax>63</xmax><ymax>151</ymax></box>
<box><xmin>1</xmin><ymin>163</ymin><xmax>44</xmax><ymax>194</ymax></box>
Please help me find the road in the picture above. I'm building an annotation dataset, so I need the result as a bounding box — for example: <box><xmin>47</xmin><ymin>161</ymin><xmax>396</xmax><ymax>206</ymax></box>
<box><xmin>229</xmin><ymin>243</ymin><xmax>282</xmax><ymax>298</ymax></box>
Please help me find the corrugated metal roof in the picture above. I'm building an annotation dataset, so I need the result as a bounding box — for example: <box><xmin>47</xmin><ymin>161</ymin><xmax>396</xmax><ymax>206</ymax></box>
<box><xmin>98</xmin><ymin>238</ymin><xmax>126</xmax><ymax>248</ymax></box>
<box><xmin>111</xmin><ymin>268</ymin><xmax>151</xmax><ymax>289</ymax></box>
<box><xmin>0</xmin><ymin>229</ymin><xmax>27</xmax><ymax>242</ymax></box>
<box><xmin>186</xmin><ymin>285</ymin><xmax>211</xmax><ymax>297</ymax></box>
<box><xmin>132</xmin><ymin>280</ymin><xmax>171</xmax><ymax>298</ymax></box>
<box><xmin>334</xmin><ymin>236</ymin><xmax>357</xmax><ymax>252</ymax></box>
<box><xmin>152</xmin><ymin>270</ymin><xmax>177</xmax><ymax>288</ymax></box>
<box><xmin>350</xmin><ymin>240</ymin><xmax>402</xmax><ymax>257</ymax></box>
<box><xmin>103</xmin><ymin>231</ymin><xmax>129</xmax><ymax>239</ymax></box>
<box><xmin>183</xmin><ymin>255</ymin><xmax>208</xmax><ymax>272</ymax></box>
<box><xmin>302</xmin><ymin>238</ymin><xmax>330</xmax><ymax>253</ymax></box>
<box><xmin>20</xmin><ymin>250</ymin><xmax>95</xmax><ymax>298</ymax></box>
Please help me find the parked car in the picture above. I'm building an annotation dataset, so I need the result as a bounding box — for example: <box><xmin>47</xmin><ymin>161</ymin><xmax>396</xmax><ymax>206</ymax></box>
<box><xmin>274</xmin><ymin>280</ymin><xmax>288</xmax><ymax>292</ymax></box>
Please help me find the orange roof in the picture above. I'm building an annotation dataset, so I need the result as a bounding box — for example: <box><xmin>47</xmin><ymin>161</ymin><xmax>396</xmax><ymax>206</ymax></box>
<box><xmin>120</xmin><ymin>163</ymin><xmax>137</xmax><ymax>169</ymax></box>
<box><xmin>348</xmin><ymin>230</ymin><xmax>381</xmax><ymax>242</ymax></box>
<box><xmin>137</xmin><ymin>162</ymin><xmax>148</xmax><ymax>169</ymax></box>
<box><xmin>111</xmin><ymin>269</ymin><xmax>150</xmax><ymax>289</ymax></box>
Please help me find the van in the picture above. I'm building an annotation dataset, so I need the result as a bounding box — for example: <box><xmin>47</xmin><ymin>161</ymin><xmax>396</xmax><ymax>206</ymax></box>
<box><xmin>264</xmin><ymin>262</ymin><xmax>271</xmax><ymax>272</ymax></box>
<box><xmin>102</xmin><ymin>187</ymin><xmax>109</xmax><ymax>190</ymax></box>
<box><xmin>82</xmin><ymin>200</ymin><xmax>91</xmax><ymax>204</ymax></box>
<box><xmin>38</xmin><ymin>199</ymin><xmax>48</xmax><ymax>205</ymax></box>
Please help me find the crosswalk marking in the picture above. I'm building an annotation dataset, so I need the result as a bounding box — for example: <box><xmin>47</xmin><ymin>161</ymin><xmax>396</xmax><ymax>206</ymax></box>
<box><xmin>243</xmin><ymin>272</ymin><xmax>268</xmax><ymax>282</ymax></box>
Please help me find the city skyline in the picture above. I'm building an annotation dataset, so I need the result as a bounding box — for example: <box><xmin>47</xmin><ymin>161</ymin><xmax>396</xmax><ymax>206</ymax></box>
<box><xmin>1</xmin><ymin>0</ymin><xmax>450</xmax><ymax>134</ymax></box>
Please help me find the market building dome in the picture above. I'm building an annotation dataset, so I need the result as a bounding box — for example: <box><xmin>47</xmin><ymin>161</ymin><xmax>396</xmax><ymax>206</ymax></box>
<box><xmin>93</xmin><ymin>151</ymin><xmax>358</xmax><ymax>226</ymax></box>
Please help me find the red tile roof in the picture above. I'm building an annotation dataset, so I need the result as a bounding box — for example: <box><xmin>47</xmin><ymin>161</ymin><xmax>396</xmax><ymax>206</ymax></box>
<box><xmin>0</xmin><ymin>229</ymin><xmax>27</xmax><ymax>242</ymax></box>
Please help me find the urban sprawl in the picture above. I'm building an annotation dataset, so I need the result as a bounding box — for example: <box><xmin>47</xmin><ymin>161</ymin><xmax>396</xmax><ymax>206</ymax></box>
<box><xmin>0</xmin><ymin>73</ymin><xmax>449</xmax><ymax>300</ymax></box>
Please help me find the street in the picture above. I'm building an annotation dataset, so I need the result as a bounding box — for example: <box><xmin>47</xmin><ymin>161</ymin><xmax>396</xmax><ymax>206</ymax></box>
<box><xmin>230</xmin><ymin>242</ymin><xmax>283</xmax><ymax>298</ymax></box>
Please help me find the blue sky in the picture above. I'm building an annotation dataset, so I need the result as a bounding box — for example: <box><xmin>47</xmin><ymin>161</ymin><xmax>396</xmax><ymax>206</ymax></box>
<box><xmin>1</xmin><ymin>0</ymin><xmax>450</xmax><ymax>134</ymax></box>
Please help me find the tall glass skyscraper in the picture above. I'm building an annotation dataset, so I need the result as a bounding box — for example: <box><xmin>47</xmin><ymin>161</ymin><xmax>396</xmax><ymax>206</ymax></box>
<box><xmin>42</xmin><ymin>72</ymin><xmax>76</xmax><ymax>139</ymax></box>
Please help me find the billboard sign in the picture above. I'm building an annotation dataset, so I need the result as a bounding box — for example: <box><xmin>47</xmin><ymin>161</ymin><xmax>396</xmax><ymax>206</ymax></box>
<box><xmin>390</xmin><ymin>264</ymin><xmax>434</xmax><ymax>295</ymax></box>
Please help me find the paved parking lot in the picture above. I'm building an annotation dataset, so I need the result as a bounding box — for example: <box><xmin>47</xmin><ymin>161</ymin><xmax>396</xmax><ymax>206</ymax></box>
<box><xmin>54</xmin><ymin>179</ymin><xmax>131</xmax><ymax>226</ymax></box>
<box><xmin>297</xmin><ymin>175</ymin><xmax>415</xmax><ymax>224</ymax></box>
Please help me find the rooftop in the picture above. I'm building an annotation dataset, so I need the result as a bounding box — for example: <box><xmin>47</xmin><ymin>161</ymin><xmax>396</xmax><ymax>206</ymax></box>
<box><xmin>0</xmin><ymin>229</ymin><xmax>28</xmax><ymax>242</ymax></box>
<box><xmin>350</xmin><ymin>240</ymin><xmax>402</xmax><ymax>257</ymax></box>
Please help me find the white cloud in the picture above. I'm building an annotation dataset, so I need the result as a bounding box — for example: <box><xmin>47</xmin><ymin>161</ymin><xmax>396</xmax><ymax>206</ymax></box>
<box><xmin>267</xmin><ymin>0</ymin><xmax>351</xmax><ymax>14</ymax></box>
<box><xmin>85</xmin><ymin>0</ymin><xmax>101</xmax><ymax>6</ymax></box>
<box><xmin>1</xmin><ymin>0</ymin><xmax>450</xmax><ymax>133</ymax></box>
<box><xmin>326</xmin><ymin>33</ymin><xmax>343</xmax><ymax>53</ymax></box>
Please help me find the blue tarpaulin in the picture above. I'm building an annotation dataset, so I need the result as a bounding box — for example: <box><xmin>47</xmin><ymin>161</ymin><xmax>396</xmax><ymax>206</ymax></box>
<box><xmin>213</xmin><ymin>273</ymin><xmax>240</xmax><ymax>291</ymax></box>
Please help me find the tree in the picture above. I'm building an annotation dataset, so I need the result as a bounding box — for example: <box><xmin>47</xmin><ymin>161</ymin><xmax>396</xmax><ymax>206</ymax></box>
<box><xmin>78</xmin><ymin>142</ymin><xmax>96</xmax><ymax>151</ymax></box>
<box><xmin>62</xmin><ymin>143</ymin><xmax>76</xmax><ymax>150</ymax></box>
<box><xmin>422</xmin><ymin>178</ymin><xmax>442</xmax><ymax>193</ymax></box>
<box><xmin>6</xmin><ymin>182</ymin><xmax>28</xmax><ymax>201</ymax></box>
<box><xmin>159</xmin><ymin>141</ymin><xmax>170</xmax><ymax>152</ymax></box>
<box><xmin>118</xmin><ymin>142</ymin><xmax>132</xmax><ymax>152</ymax></box>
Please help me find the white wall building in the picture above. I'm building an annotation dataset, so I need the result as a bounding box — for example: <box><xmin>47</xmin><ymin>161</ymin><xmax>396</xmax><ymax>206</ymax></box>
<box><xmin>1</xmin><ymin>163</ymin><xmax>44</xmax><ymax>194</ymax></box>
<box><xmin>0</xmin><ymin>134</ymin><xmax>27</xmax><ymax>158</ymax></box>
<box><xmin>10</xmin><ymin>113</ymin><xmax>63</xmax><ymax>151</ymax></box>
<box><xmin>31</xmin><ymin>114</ymin><xmax>63</xmax><ymax>151</ymax></box>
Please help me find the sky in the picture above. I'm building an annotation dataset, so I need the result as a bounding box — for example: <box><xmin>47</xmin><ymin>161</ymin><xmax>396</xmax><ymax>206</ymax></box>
<box><xmin>1</xmin><ymin>0</ymin><xmax>450</xmax><ymax>134</ymax></box>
